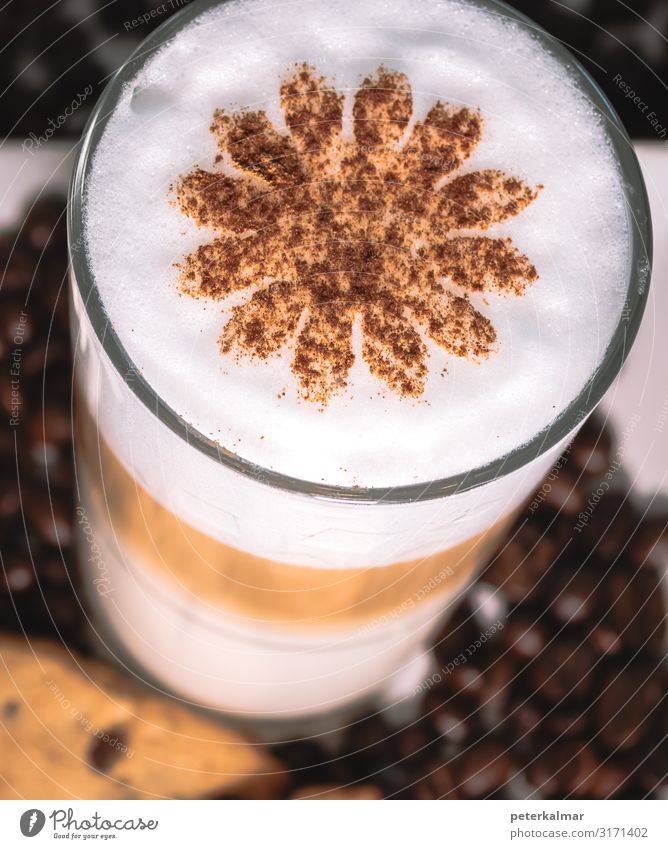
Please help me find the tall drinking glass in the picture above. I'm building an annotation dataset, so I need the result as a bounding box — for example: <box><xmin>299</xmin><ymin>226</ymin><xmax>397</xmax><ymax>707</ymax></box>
<box><xmin>68</xmin><ymin>0</ymin><xmax>651</xmax><ymax>720</ymax></box>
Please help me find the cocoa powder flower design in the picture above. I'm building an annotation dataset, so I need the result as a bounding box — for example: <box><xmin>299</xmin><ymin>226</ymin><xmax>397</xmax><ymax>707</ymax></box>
<box><xmin>175</xmin><ymin>65</ymin><xmax>541</xmax><ymax>405</ymax></box>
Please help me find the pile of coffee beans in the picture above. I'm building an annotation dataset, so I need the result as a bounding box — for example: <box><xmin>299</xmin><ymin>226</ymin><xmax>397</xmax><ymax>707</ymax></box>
<box><xmin>1</xmin><ymin>195</ymin><xmax>667</xmax><ymax>798</ymax></box>
<box><xmin>0</xmin><ymin>195</ymin><xmax>82</xmax><ymax>648</ymax></box>
<box><xmin>278</xmin><ymin>423</ymin><xmax>668</xmax><ymax>800</ymax></box>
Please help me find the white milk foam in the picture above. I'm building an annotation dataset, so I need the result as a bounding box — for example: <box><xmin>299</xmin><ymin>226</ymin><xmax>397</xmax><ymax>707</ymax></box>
<box><xmin>85</xmin><ymin>0</ymin><xmax>629</xmax><ymax>488</ymax></box>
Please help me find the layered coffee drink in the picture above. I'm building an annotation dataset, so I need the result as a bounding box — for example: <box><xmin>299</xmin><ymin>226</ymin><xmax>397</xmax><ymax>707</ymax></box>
<box><xmin>70</xmin><ymin>0</ymin><xmax>645</xmax><ymax>718</ymax></box>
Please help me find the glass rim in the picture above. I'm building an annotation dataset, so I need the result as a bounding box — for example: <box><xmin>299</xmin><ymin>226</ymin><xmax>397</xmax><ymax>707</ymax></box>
<box><xmin>67</xmin><ymin>0</ymin><xmax>653</xmax><ymax>505</ymax></box>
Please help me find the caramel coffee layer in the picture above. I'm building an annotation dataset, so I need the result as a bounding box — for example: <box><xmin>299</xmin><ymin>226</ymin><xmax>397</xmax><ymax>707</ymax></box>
<box><xmin>76</xmin><ymin>402</ymin><xmax>515</xmax><ymax>626</ymax></box>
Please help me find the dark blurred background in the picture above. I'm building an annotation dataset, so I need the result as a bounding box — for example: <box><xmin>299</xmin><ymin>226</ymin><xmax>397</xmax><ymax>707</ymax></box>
<box><xmin>0</xmin><ymin>0</ymin><xmax>666</xmax><ymax>144</ymax></box>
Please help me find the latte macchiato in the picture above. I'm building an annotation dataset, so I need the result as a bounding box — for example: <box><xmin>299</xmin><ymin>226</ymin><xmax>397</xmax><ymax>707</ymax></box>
<box><xmin>69</xmin><ymin>0</ymin><xmax>646</xmax><ymax>718</ymax></box>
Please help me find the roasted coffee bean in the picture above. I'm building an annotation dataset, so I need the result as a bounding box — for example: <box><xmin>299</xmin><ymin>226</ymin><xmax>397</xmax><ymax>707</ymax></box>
<box><xmin>574</xmin><ymin>491</ymin><xmax>637</xmax><ymax>563</ymax></box>
<box><xmin>43</xmin><ymin>592</ymin><xmax>83</xmax><ymax>633</ymax></box>
<box><xmin>569</xmin><ymin>416</ymin><xmax>613</xmax><ymax>478</ymax></box>
<box><xmin>629</xmin><ymin>517</ymin><xmax>668</xmax><ymax>572</ymax></box>
<box><xmin>2</xmin><ymin>556</ymin><xmax>35</xmax><ymax>593</ymax></box>
<box><xmin>0</xmin><ymin>244</ymin><xmax>37</xmax><ymax>295</ymax></box>
<box><xmin>0</xmin><ymin>419</ymin><xmax>13</xmax><ymax>456</ymax></box>
<box><xmin>641</xmin><ymin>749</ymin><xmax>668</xmax><ymax>797</ymax></box>
<box><xmin>40</xmin><ymin>368</ymin><xmax>73</xmax><ymax>406</ymax></box>
<box><xmin>433</xmin><ymin>602</ymin><xmax>485</xmax><ymax>667</ymax></box>
<box><xmin>24</xmin><ymin>491</ymin><xmax>73</xmax><ymax>549</ymax></box>
<box><xmin>450</xmin><ymin>740</ymin><xmax>517</xmax><ymax>798</ymax></box>
<box><xmin>0</xmin><ymin>479</ymin><xmax>21</xmax><ymax>523</ymax></box>
<box><xmin>273</xmin><ymin>740</ymin><xmax>334</xmax><ymax>786</ymax></box>
<box><xmin>291</xmin><ymin>783</ymin><xmax>383</xmax><ymax>800</ymax></box>
<box><xmin>591</xmin><ymin>761</ymin><xmax>636</xmax><ymax>799</ymax></box>
<box><xmin>342</xmin><ymin>715</ymin><xmax>398</xmax><ymax>776</ymax></box>
<box><xmin>590</xmin><ymin>623</ymin><xmax>624</xmax><ymax>657</ymax></box>
<box><xmin>502</xmin><ymin>614</ymin><xmax>548</xmax><ymax>661</ymax></box>
<box><xmin>541</xmin><ymin>469</ymin><xmax>587</xmax><ymax>517</ymax></box>
<box><xmin>0</xmin><ymin>373</ymin><xmax>25</xmax><ymax>419</ymax></box>
<box><xmin>27</xmin><ymin>402</ymin><xmax>72</xmax><ymax>458</ymax></box>
<box><xmin>525</xmin><ymin>740</ymin><xmax>602</xmax><ymax>798</ymax></box>
<box><xmin>482</xmin><ymin>531</ymin><xmax>556</xmax><ymax>604</ymax></box>
<box><xmin>549</xmin><ymin>568</ymin><xmax>602</xmax><ymax>626</ymax></box>
<box><xmin>22</xmin><ymin>340</ymin><xmax>71</xmax><ymax>381</ymax></box>
<box><xmin>528</xmin><ymin>741</ymin><xmax>630</xmax><ymax>799</ymax></box>
<box><xmin>22</xmin><ymin>196</ymin><xmax>67</xmax><ymax>252</ymax></box>
<box><xmin>504</xmin><ymin>699</ymin><xmax>545</xmax><ymax>745</ymax></box>
<box><xmin>412</xmin><ymin>763</ymin><xmax>460</xmax><ymax>799</ymax></box>
<box><xmin>39</xmin><ymin>553</ymin><xmax>71</xmax><ymax>587</ymax></box>
<box><xmin>527</xmin><ymin>637</ymin><xmax>598</xmax><ymax>704</ymax></box>
<box><xmin>506</xmin><ymin>694</ymin><xmax>593</xmax><ymax>746</ymax></box>
<box><xmin>425</xmin><ymin>695</ymin><xmax>479</xmax><ymax>748</ymax></box>
<box><xmin>543</xmin><ymin>704</ymin><xmax>591</xmax><ymax>740</ymax></box>
<box><xmin>604</xmin><ymin>569</ymin><xmax>666</xmax><ymax>654</ymax></box>
<box><xmin>447</xmin><ymin>654</ymin><xmax>512</xmax><ymax>720</ymax></box>
<box><xmin>595</xmin><ymin>661</ymin><xmax>664</xmax><ymax>751</ymax></box>
<box><xmin>394</xmin><ymin>722</ymin><xmax>435</xmax><ymax>762</ymax></box>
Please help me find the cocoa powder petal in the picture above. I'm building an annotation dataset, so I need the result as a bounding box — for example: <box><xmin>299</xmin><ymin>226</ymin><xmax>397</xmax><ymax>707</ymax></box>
<box><xmin>175</xmin><ymin>169</ymin><xmax>279</xmax><ymax>234</ymax></box>
<box><xmin>409</xmin><ymin>290</ymin><xmax>496</xmax><ymax>360</ymax></box>
<box><xmin>219</xmin><ymin>280</ymin><xmax>305</xmax><ymax>359</ymax></box>
<box><xmin>280</xmin><ymin>63</ymin><xmax>344</xmax><ymax>163</ymax></box>
<box><xmin>401</xmin><ymin>102</ymin><xmax>482</xmax><ymax>186</ymax></box>
<box><xmin>292</xmin><ymin>304</ymin><xmax>355</xmax><ymax>404</ymax></box>
<box><xmin>437</xmin><ymin>170</ymin><xmax>539</xmax><ymax>231</ymax></box>
<box><xmin>361</xmin><ymin>303</ymin><xmax>428</xmax><ymax>397</ymax></box>
<box><xmin>352</xmin><ymin>68</ymin><xmax>413</xmax><ymax>153</ymax></box>
<box><xmin>179</xmin><ymin>231</ymin><xmax>295</xmax><ymax>299</ymax></box>
<box><xmin>433</xmin><ymin>236</ymin><xmax>538</xmax><ymax>295</ymax></box>
<box><xmin>211</xmin><ymin>109</ymin><xmax>305</xmax><ymax>185</ymax></box>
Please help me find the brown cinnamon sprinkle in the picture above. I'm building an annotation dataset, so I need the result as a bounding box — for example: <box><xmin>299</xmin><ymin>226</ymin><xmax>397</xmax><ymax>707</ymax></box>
<box><xmin>174</xmin><ymin>64</ymin><xmax>541</xmax><ymax>405</ymax></box>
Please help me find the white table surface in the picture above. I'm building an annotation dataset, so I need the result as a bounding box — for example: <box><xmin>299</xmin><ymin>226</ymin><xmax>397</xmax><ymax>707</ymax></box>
<box><xmin>1</xmin><ymin>140</ymin><xmax>667</xmax><ymax>507</ymax></box>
